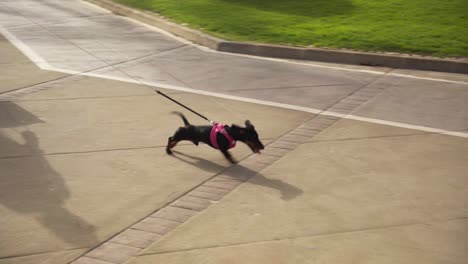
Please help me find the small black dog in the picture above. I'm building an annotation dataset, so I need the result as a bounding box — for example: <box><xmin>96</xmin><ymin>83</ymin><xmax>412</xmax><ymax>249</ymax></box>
<box><xmin>166</xmin><ymin>112</ymin><xmax>264</xmax><ymax>163</ymax></box>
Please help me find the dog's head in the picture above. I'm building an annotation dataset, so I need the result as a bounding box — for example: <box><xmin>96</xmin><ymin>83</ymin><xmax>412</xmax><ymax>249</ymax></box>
<box><xmin>232</xmin><ymin>120</ymin><xmax>264</xmax><ymax>153</ymax></box>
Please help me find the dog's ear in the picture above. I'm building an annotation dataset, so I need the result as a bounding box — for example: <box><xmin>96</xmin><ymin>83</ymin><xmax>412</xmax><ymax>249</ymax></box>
<box><xmin>232</xmin><ymin>124</ymin><xmax>246</xmax><ymax>134</ymax></box>
<box><xmin>245</xmin><ymin>120</ymin><xmax>254</xmax><ymax>128</ymax></box>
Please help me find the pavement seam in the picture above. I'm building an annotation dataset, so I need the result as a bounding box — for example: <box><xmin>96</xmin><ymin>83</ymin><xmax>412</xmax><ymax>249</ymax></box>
<box><xmin>0</xmin><ymin>247</ymin><xmax>89</xmax><ymax>260</ymax></box>
<box><xmin>136</xmin><ymin>217</ymin><xmax>468</xmax><ymax>257</ymax></box>
<box><xmin>0</xmin><ymin>138</ymin><xmax>276</xmax><ymax>160</ymax></box>
<box><xmin>8</xmin><ymin>93</ymin><xmax>159</xmax><ymax>102</ymax></box>
<box><xmin>3</xmin><ymin>14</ymin><xmax>111</xmax><ymax>30</ymax></box>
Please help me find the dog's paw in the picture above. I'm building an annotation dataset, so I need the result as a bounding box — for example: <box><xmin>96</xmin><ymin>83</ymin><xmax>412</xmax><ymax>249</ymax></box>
<box><xmin>166</xmin><ymin>148</ymin><xmax>173</xmax><ymax>155</ymax></box>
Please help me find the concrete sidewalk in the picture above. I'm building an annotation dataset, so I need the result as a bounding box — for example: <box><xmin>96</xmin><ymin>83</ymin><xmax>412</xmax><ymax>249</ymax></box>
<box><xmin>128</xmin><ymin>120</ymin><xmax>468</xmax><ymax>264</ymax></box>
<box><xmin>1</xmin><ymin>33</ymin><xmax>467</xmax><ymax>263</ymax></box>
<box><xmin>0</xmin><ymin>34</ymin><xmax>311</xmax><ymax>264</ymax></box>
<box><xmin>1</xmin><ymin>1</ymin><xmax>468</xmax><ymax>263</ymax></box>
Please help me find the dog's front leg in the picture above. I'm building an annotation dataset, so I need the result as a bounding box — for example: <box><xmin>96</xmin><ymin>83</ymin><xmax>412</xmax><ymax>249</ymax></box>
<box><xmin>220</xmin><ymin>149</ymin><xmax>236</xmax><ymax>164</ymax></box>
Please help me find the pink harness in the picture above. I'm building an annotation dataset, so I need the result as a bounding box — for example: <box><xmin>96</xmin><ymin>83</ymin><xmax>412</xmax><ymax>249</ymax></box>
<box><xmin>210</xmin><ymin>122</ymin><xmax>236</xmax><ymax>149</ymax></box>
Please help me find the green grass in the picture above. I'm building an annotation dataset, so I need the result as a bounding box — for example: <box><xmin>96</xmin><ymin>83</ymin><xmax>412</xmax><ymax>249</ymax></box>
<box><xmin>115</xmin><ymin>0</ymin><xmax>468</xmax><ymax>57</ymax></box>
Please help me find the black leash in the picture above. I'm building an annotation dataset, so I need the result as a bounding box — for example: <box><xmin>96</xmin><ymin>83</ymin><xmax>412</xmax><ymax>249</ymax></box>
<box><xmin>155</xmin><ymin>89</ymin><xmax>213</xmax><ymax>123</ymax></box>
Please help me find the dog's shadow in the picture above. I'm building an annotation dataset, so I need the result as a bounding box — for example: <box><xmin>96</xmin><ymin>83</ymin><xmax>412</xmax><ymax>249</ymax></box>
<box><xmin>172</xmin><ymin>151</ymin><xmax>303</xmax><ymax>201</ymax></box>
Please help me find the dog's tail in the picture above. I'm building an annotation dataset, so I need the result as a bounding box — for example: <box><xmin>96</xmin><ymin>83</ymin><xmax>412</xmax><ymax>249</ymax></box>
<box><xmin>172</xmin><ymin>111</ymin><xmax>190</xmax><ymax>126</ymax></box>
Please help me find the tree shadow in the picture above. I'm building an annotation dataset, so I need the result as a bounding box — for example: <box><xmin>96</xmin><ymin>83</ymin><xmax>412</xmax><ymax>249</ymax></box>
<box><xmin>172</xmin><ymin>150</ymin><xmax>303</xmax><ymax>200</ymax></box>
<box><xmin>0</xmin><ymin>102</ymin><xmax>98</xmax><ymax>247</ymax></box>
<box><xmin>221</xmin><ymin>0</ymin><xmax>353</xmax><ymax>18</ymax></box>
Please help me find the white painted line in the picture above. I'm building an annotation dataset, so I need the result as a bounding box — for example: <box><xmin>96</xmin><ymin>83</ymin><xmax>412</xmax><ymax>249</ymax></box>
<box><xmin>21</xmin><ymin>63</ymin><xmax>468</xmax><ymax>139</ymax></box>
<box><xmin>387</xmin><ymin>73</ymin><xmax>468</xmax><ymax>85</ymax></box>
<box><xmin>49</xmin><ymin>67</ymin><xmax>325</xmax><ymax>114</ymax></box>
<box><xmin>0</xmin><ymin>26</ymin><xmax>49</xmax><ymax>67</ymax></box>
<box><xmin>345</xmin><ymin>115</ymin><xmax>468</xmax><ymax>138</ymax></box>
<box><xmin>1</xmin><ymin>22</ymin><xmax>468</xmax><ymax>138</ymax></box>
<box><xmin>118</xmin><ymin>16</ymin><xmax>196</xmax><ymax>47</ymax></box>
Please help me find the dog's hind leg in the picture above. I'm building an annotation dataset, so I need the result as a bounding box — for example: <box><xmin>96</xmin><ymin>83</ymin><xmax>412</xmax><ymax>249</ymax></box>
<box><xmin>166</xmin><ymin>127</ymin><xmax>189</xmax><ymax>154</ymax></box>
<box><xmin>166</xmin><ymin>136</ymin><xmax>178</xmax><ymax>154</ymax></box>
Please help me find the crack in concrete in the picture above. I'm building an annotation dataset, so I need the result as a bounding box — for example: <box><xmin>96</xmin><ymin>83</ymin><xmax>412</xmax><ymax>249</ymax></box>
<box><xmin>0</xmin><ymin>137</ymin><xmax>276</xmax><ymax>160</ymax></box>
<box><xmin>2</xmin><ymin>14</ymin><xmax>111</xmax><ymax>30</ymax></box>
<box><xmin>137</xmin><ymin>217</ymin><xmax>468</xmax><ymax>257</ymax></box>
<box><xmin>0</xmin><ymin>247</ymin><xmax>88</xmax><ymax>261</ymax></box>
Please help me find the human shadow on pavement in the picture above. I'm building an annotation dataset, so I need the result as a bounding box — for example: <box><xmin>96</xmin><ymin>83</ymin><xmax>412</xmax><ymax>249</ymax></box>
<box><xmin>172</xmin><ymin>150</ymin><xmax>303</xmax><ymax>200</ymax></box>
<box><xmin>0</xmin><ymin>102</ymin><xmax>98</xmax><ymax>247</ymax></box>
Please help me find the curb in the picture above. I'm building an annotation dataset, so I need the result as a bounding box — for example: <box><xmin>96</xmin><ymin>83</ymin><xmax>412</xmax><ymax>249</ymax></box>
<box><xmin>85</xmin><ymin>0</ymin><xmax>468</xmax><ymax>74</ymax></box>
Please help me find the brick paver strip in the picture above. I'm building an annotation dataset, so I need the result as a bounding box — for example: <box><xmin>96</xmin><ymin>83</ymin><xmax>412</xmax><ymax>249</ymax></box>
<box><xmin>172</xmin><ymin>199</ymin><xmax>209</xmax><ymax>211</ymax></box>
<box><xmin>341</xmin><ymin>98</ymin><xmax>367</xmax><ymax>103</ymax></box>
<box><xmin>313</xmin><ymin>115</ymin><xmax>340</xmax><ymax>121</ymax></box>
<box><xmin>299</xmin><ymin>122</ymin><xmax>331</xmax><ymax>130</ymax></box>
<box><xmin>348</xmin><ymin>94</ymin><xmax>373</xmax><ymax>99</ymax></box>
<box><xmin>335</xmin><ymin>102</ymin><xmax>361</xmax><ymax>108</ymax></box>
<box><xmin>351</xmin><ymin>94</ymin><xmax>375</xmax><ymax>100</ymax></box>
<box><xmin>290</xmin><ymin>128</ymin><xmax>321</xmax><ymax>137</ymax></box>
<box><xmin>72</xmin><ymin>256</ymin><xmax>115</xmax><ymax>264</ymax></box>
<box><xmin>179</xmin><ymin>195</ymin><xmax>212</xmax><ymax>206</ymax></box>
<box><xmin>85</xmin><ymin>243</ymin><xmax>140</xmax><ymax>263</ymax></box>
<box><xmin>216</xmin><ymin>175</ymin><xmax>246</xmax><ymax>182</ymax></box>
<box><xmin>132</xmin><ymin>218</ymin><xmax>175</xmax><ymax>234</ymax></box>
<box><xmin>211</xmin><ymin>179</ymin><xmax>244</xmax><ymax>187</ymax></box>
<box><xmin>363</xmin><ymin>87</ymin><xmax>385</xmax><ymax>91</ymax></box>
<box><xmin>356</xmin><ymin>89</ymin><xmax>379</xmax><ymax>94</ymax></box>
<box><xmin>280</xmin><ymin>134</ymin><xmax>311</xmax><ymax>143</ymax></box>
<box><xmin>326</xmin><ymin>107</ymin><xmax>351</xmax><ymax>114</ymax></box>
<box><xmin>268</xmin><ymin>140</ymin><xmax>300</xmax><ymax>150</ymax></box>
<box><xmin>109</xmin><ymin>229</ymin><xmax>161</xmax><ymax>249</ymax></box>
<box><xmin>70</xmin><ymin>79</ymin><xmax>388</xmax><ymax>264</ymax></box>
<box><xmin>297</xmin><ymin>125</ymin><xmax>322</xmax><ymax>131</ymax></box>
<box><xmin>260</xmin><ymin>147</ymin><xmax>290</xmax><ymax>157</ymax></box>
<box><xmin>195</xmin><ymin>185</ymin><xmax>231</xmax><ymax>195</ymax></box>
<box><xmin>150</xmin><ymin>206</ymin><xmax>197</xmax><ymax>222</ymax></box>
<box><xmin>330</xmin><ymin>105</ymin><xmax>356</xmax><ymax>112</ymax></box>
<box><xmin>187</xmin><ymin>189</ymin><xmax>226</xmax><ymax>201</ymax></box>
<box><xmin>145</xmin><ymin>217</ymin><xmax>180</xmax><ymax>228</ymax></box>
<box><xmin>203</xmin><ymin>180</ymin><xmax>241</xmax><ymax>190</ymax></box>
<box><xmin>210</xmin><ymin>177</ymin><xmax>244</xmax><ymax>183</ymax></box>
